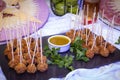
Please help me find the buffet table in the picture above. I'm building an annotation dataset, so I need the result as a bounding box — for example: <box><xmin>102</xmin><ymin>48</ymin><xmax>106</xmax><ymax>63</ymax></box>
<box><xmin>0</xmin><ymin>0</ymin><xmax>120</xmax><ymax>80</ymax></box>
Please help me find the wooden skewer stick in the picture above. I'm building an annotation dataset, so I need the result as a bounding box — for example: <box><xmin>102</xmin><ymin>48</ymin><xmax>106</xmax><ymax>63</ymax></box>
<box><xmin>9</xmin><ymin>29</ymin><xmax>14</xmax><ymax>61</ymax></box>
<box><xmin>72</xmin><ymin>6</ymin><xmax>79</xmax><ymax>40</ymax></box>
<box><xmin>104</xmin><ymin>26</ymin><xmax>109</xmax><ymax>50</ymax></box>
<box><xmin>91</xmin><ymin>8</ymin><xmax>96</xmax><ymax>34</ymax></box>
<box><xmin>91</xmin><ymin>35</ymin><xmax>97</xmax><ymax>50</ymax></box>
<box><xmin>40</xmin><ymin>30</ymin><xmax>43</xmax><ymax>63</ymax></box>
<box><xmin>19</xmin><ymin>30</ymin><xmax>23</xmax><ymax>63</ymax></box>
<box><xmin>111</xmin><ymin>15</ymin><xmax>115</xmax><ymax>45</ymax></box>
<box><xmin>4</xmin><ymin>29</ymin><xmax>10</xmax><ymax>50</ymax></box>
<box><xmin>78</xmin><ymin>10</ymin><xmax>83</xmax><ymax>37</ymax></box>
<box><xmin>31</xmin><ymin>38</ymin><xmax>37</xmax><ymax>65</ymax></box>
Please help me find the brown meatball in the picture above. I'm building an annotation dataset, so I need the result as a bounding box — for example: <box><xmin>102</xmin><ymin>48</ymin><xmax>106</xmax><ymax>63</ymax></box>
<box><xmin>23</xmin><ymin>46</ymin><xmax>29</xmax><ymax>53</ymax></box>
<box><xmin>87</xmin><ymin>40</ymin><xmax>94</xmax><ymax>48</ymax></box>
<box><xmin>36</xmin><ymin>56</ymin><xmax>47</xmax><ymax>64</ymax></box>
<box><xmin>23</xmin><ymin>53</ymin><xmax>31</xmax><ymax>60</ymax></box>
<box><xmin>93</xmin><ymin>46</ymin><xmax>100</xmax><ymax>54</ymax></box>
<box><xmin>21</xmin><ymin>39</ymin><xmax>27</xmax><ymax>47</ymax></box>
<box><xmin>14</xmin><ymin>48</ymin><xmax>20</xmax><ymax>54</ymax></box>
<box><xmin>37</xmin><ymin>62</ymin><xmax>48</xmax><ymax>72</ymax></box>
<box><xmin>14</xmin><ymin>63</ymin><xmax>27</xmax><ymax>74</ymax></box>
<box><xmin>86</xmin><ymin>49</ymin><xmax>94</xmax><ymax>59</ymax></box>
<box><xmin>100</xmin><ymin>48</ymin><xmax>109</xmax><ymax>57</ymax></box>
<box><xmin>13</xmin><ymin>39</ymin><xmax>17</xmax><ymax>48</ymax></box>
<box><xmin>27</xmin><ymin>64</ymin><xmax>36</xmax><ymax>73</ymax></box>
<box><xmin>8</xmin><ymin>59</ymin><xmax>19</xmax><ymax>68</ymax></box>
<box><xmin>96</xmin><ymin>36</ymin><xmax>104</xmax><ymax>45</ymax></box>
<box><xmin>14</xmin><ymin>55</ymin><xmax>20</xmax><ymax>61</ymax></box>
<box><xmin>83</xmin><ymin>28</ymin><xmax>91</xmax><ymax>35</ymax></box>
<box><xmin>107</xmin><ymin>44</ymin><xmax>116</xmax><ymax>53</ymax></box>
<box><xmin>81</xmin><ymin>34</ymin><xmax>86</xmax><ymax>40</ymax></box>
<box><xmin>35</xmin><ymin>52</ymin><xmax>41</xmax><ymax>58</ymax></box>
<box><xmin>26</xmin><ymin>58</ymin><xmax>32</xmax><ymax>64</ymax></box>
<box><xmin>26</xmin><ymin>58</ymin><xmax>37</xmax><ymax>65</ymax></box>
<box><xmin>4</xmin><ymin>47</ymin><xmax>11</xmax><ymax>56</ymax></box>
<box><xmin>7</xmin><ymin>52</ymin><xmax>12</xmax><ymax>60</ymax></box>
<box><xmin>22</xmin><ymin>59</ymin><xmax>27</xmax><ymax>65</ymax></box>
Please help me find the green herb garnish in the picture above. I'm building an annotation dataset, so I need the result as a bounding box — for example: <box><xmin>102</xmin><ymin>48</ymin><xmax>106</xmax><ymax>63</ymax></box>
<box><xmin>44</xmin><ymin>46</ymin><xmax>74</xmax><ymax>71</ymax></box>
<box><xmin>115</xmin><ymin>36</ymin><xmax>120</xmax><ymax>44</ymax></box>
<box><xmin>70</xmin><ymin>36</ymin><xmax>89</xmax><ymax>62</ymax></box>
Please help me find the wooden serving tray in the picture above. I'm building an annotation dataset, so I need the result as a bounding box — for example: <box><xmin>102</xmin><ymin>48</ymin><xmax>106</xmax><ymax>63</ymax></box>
<box><xmin>0</xmin><ymin>36</ymin><xmax>120</xmax><ymax>80</ymax></box>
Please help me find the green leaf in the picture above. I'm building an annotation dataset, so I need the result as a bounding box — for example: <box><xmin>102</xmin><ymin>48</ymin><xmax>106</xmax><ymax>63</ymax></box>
<box><xmin>70</xmin><ymin>36</ymin><xmax>89</xmax><ymax>62</ymax></box>
<box><xmin>115</xmin><ymin>36</ymin><xmax>120</xmax><ymax>44</ymax></box>
<box><xmin>70</xmin><ymin>47</ymin><xmax>74</xmax><ymax>52</ymax></box>
<box><xmin>47</xmin><ymin>59</ymin><xmax>53</xmax><ymax>64</ymax></box>
<box><xmin>81</xmin><ymin>57</ymin><xmax>89</xmax><ymax>62</ymax></box>
<box><xmin>68</xmin><ymin>66</ymin><xmax>74</xmax><ymax>71</ymax></box>
<box><xmin>43</xmin><ymin>45</ymin><xmax>74</xmax><ymax>71</ymax></box>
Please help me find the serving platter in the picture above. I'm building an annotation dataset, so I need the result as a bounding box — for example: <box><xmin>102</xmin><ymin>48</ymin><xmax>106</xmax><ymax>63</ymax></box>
<box><xmin>0</xmin><ymin>34</ymin><xmax>120</xmax><ymax>80</ymax></box>
<box><xmin>0</xmin><ymin>0</ymin><xmax>49</xmax><ymax>44</ymax></box>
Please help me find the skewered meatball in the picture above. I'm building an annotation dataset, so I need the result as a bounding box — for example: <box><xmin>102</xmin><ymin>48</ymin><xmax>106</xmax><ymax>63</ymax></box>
<box><xmin>21</xmin><ymin>39</ymin><xmax>27</xmax><ymax>47</ymax></box>
<box><xmin>88</xmin><ymin>34</ymin><xmax>94</xmax><ymax>41</ymax></box>
<box><xmin>26</xmin><ymin>58</ymin><xmax>37</xmax><ymax>65</ymax></box>
<box><xmin>37</xmin><ymin>62</ymin><xmax>48</xmax><ymax>72</ymax></box>
<box><xmin>13</xmin><ymin>39</ymin><xmax>17</xmax><ymax>48</ymax></box>
<box><xmin>30</xmin><ymin>42</ymin><xmax>36</xmax><ymax>51</ymax></box>
<box><xmin>86</xmin><ymin>49</ymin><xmax>94</xmax><ymax>59</ymax></box>
<box><xmin>96</xmin><ymin>36</ymin><xmax>104</xmax><ymax>45</ymax></box>
<box><xmin>35</xmin><ymin>52</ymin><xmax>41</xmax><ymax>58</ymax></box>
<box><xmin>107</xmin><ymin>44</ymin><xmax>116</xmax><ymax>53</ymax></box>
<box><xmin>8</xmin><ymin>59</ymin><xmax>19</xmax><ymax>68</ymax></box>
<box><xmin>23</xmin><ymin>46</ymin><xmax>29</xmax><ymax>53</ymax></box>
<box><xmin>14</xmin><ymin>55</ymin><xmax>27</xmax><ymax>65</ymax></box>
<box><xmin>70</xmin><ymin>29</ymin><xmax>75</xmax><ymax>34</ymax></box>
<box><xmin>36</xmin><ymin>56</ymin><xmax>47</xmax><ymax>64</ymax></box>
<box><xmin>100</xmin><ymin>48</ymin><xmax>109</xmax><ymax>57</ymax></box>
<box><xmin>23</xmin><ymin>53</ymin><xmax>31</xmax><ymax>60</ymax></box>
<box><xmin>80</xmin><ymin>34</ymin><xmax>86</xmax><ymax>40</ymax></box>
<box><xmin>14</xmin><ymin>63</ymin><xmax>27</xmax><ymax>74</ymax></box>
<box><xmin>93</xmin><ymin>46</ymin><xmax>99</xmax><ymax>54</ymax></box>
<box><xmin>7</xmin><ymin>52</ymin><xmax>12</xmax><ymax>60</ymax></box>
<box><xmin>4</xmin><ymin>47</ymin><xmax>11</xmax><ymax>55</ymax></box>
<box><xmin>22</xmin><ymin>59</ymin><xmax>27</xmax><ymax>65</ymax></box>
<box><xmin>76</xmin><ymin>30</ymin><xmax>81</xmax><ymax>37</ymax></box>
<box><xmin>14</xmin><ymin>55</ymin><xmax>20</xmax><ymax>61</ymax></box>
<box><xmin>83</xmin><ymin>28</ymin><xmax>91</xmax><ymax>34</ymax></box>
<box><xmin>15</xmin><ymin>47</ymin><xmax>20</xmax><ymax>54</ymax></box>
<box><xmin>82</xmin><ymin>43</ymin><xmax>89</xmax><ymax>49</ymax></box>
<box><xmin>87</xmin><ymin>40</ymin><xmax>94</xmax><ymax>48</ymax></box>
<box><xmin>27</xmin><ymin>64</ymin><xmax>36</xmax><ymax>73</ymax></box>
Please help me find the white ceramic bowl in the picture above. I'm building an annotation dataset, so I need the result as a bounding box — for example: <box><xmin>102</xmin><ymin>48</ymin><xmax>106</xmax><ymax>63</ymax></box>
<box><xmin>48</xmin><ymin>35</ymin><xmax>71</xmax><ymax>53</ymax></box>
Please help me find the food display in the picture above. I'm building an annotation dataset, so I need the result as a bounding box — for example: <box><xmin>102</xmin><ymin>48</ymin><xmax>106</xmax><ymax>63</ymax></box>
<box><xmin>0</xmin><ymin>0</ymin><xmax>120</xmax><ymax>79</ymax></box>
<box><xmin>99</xmin><ymin>0</ymin><xmax>120</xmax><ymax>26</ymax></box>
<box><xmin>4</xmin><ymin>37</ymin><xmax>48</xmax><ymax>74</ymax></box>
<box><xmin>66</xmin><ymin>28</ymin><xmax>116</xmax><ymax>59</ymax></box>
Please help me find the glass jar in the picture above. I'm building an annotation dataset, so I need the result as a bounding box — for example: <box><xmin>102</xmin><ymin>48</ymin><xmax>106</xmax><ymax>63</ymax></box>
<box><xmin>50</xmin><ymin>0</ymin><xmax>79</xmax><ymax>16</ymax></box>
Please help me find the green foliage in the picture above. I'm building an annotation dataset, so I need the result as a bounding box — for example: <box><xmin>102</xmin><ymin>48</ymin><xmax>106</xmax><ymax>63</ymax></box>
<box><xmin>115</xmin><ymin>36</ymin><xmax>120</xmax><ymax>44</ymax></box>
<box><xmin>70</xmin><ymin>36</ymin><xmax>89</xmax><ymax>62</ymax></box>
<box><xmin>44</xmin><ymin>46</ymin><xmax>74</xmax><ymax>71</ymax></box>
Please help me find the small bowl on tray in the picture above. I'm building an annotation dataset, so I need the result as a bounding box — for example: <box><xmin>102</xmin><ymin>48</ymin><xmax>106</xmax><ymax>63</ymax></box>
<box><xmin>48</xmin><ymin>35</ymin><xmax>71</xmax><ymax>53</ymax></box>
